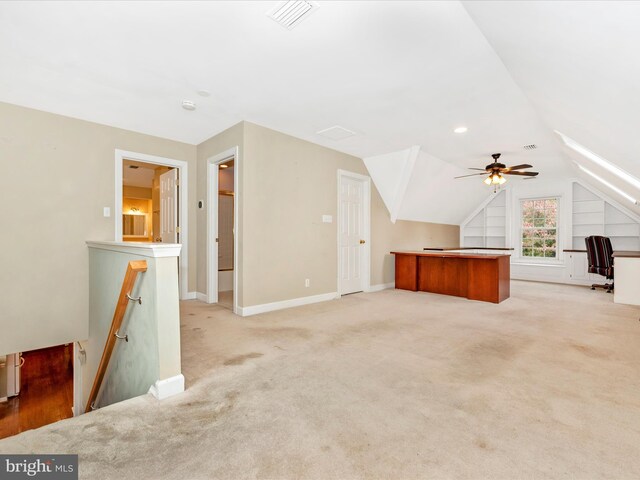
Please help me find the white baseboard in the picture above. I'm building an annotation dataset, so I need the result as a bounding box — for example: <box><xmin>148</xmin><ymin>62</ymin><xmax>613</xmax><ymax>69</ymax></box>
<box><xmin>238</xmin><ymin>292</ymin><xmax>339</xmax><ymax>317</ymax></box>
<box><xmin>366</xmin><ymin>282</ymin><xmax>395</xmax><ymax>292</ymax></box>
<box><xmin>149</xmin><ymin>374</ymin><xmax>185</xmax><ymax>400</ymax></box>
<box><xmin>195</xmin><ymin>292</ymin><xmax>208</xmax><ymax>302</ymax></box>
<box><xmin>183</xmin><ymin>291</ymin><xmax>197</xmax><ymax>300</ymax></box>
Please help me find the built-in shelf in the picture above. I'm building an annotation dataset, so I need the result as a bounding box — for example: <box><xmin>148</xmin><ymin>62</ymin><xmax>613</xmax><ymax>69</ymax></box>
<box><xmin>462</xmin><ymin>191</ymin><xmax>506</xmax><ymax>248</ymax></box>
<box><xmin>572</xmin><ymin>183</ymin><xmax>640</xmax><ymax>250</ymax></box>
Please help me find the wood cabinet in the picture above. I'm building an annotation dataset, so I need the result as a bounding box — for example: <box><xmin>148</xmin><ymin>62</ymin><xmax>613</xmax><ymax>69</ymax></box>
<box><xmin>392</xmin><ymin>251</ymin><xmax>510</xmax><ymax>304</ymax></box>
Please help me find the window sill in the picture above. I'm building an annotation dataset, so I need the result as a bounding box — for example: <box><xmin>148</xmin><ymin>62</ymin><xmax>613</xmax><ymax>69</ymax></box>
<box><xmin>511</xmin><ymin>260</ymin><xmax>565</xmax><ymax>268</ymax></box>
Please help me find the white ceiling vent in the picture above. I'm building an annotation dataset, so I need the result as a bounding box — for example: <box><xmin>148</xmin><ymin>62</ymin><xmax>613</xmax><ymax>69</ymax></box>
<box><xmin>267</xmin><ymin>1</ymin><xmax>318</xmax><ymax>30</ymax></box>
<box><xmin>316</xmin><ymin>125</ymin><xmax>356</xmax><ymax>141</ymax></box>
<box><xmin>523</xmin><ymin>144</ymin><xmax>537</xmax><ymax>150</ymax></box>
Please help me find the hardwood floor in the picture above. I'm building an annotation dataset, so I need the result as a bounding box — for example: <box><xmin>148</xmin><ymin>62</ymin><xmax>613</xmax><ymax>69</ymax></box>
<box><xmin>0</xmin><ymin>344</ymin><xmax>73</xmax><ymax>439</ymax></box>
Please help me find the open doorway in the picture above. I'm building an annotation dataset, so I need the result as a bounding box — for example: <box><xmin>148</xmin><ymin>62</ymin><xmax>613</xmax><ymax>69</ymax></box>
<box><xmin>115</xmin><ymin>150</ymin><xmax>190</xmax><ymax>299</ymax></box>
<box><xmin>207</xmin><ymin>147</ymin><xmax>239</xmax><ymax>313</ymax></box>
<box><xmin>122</xmin><ymin>160</ymin><xmax>177</xmax><ymax>243</ymax></box>
<box><xmin>217</xmin><ymin>160</ymin><xmax>234</xmax><ymax>309</ymax></box>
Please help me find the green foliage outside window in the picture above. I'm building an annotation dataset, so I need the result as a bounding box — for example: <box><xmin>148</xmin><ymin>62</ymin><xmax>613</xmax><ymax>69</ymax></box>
<box><xmin>521</xmin><ymin>198</ymin><xmax>558</xmax><ymax>258</ymax></box>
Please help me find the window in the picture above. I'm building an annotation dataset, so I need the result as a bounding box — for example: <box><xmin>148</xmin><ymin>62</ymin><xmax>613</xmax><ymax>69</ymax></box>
<box><xmin>521</xmin><ymin>198</ymin><xmax>558</xmax><ymax>259</ymax></box>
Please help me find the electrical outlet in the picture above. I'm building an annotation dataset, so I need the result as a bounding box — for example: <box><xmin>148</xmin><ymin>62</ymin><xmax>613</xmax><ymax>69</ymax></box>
<box><xmin>305</xmin><ymin>278</ymin><xmax>310</xmax><ymax>287</ymax></box>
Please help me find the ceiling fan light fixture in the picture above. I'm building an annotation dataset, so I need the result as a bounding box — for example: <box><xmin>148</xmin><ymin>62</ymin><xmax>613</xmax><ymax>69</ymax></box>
<box><xmin>484</xmin><ymin>173</ymin><xmax>506</xmax><ymax>186</ymax></box>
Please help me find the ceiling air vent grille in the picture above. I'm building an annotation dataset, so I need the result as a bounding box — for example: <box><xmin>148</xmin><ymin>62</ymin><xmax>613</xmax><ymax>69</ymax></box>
<box><xmin>267</xmin><ymin>1</ymin><xmax>318</xmax><ymax>30</ymax></box>
<box><xmin>316</xmin><ymin>125</ymin><xmax>356</xmax><ymax>141</ymax></box>
<box><xmin>523</xmin><ymin>144</ymin><xmax>537</xmax><ymax>150</ymax></box>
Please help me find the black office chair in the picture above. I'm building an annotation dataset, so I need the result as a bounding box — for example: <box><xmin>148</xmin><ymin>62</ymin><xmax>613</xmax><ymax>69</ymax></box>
<box><xmin>585</xmin><ymin>236</ymin><xmax>614</xmax><ymax>293</ymax></box>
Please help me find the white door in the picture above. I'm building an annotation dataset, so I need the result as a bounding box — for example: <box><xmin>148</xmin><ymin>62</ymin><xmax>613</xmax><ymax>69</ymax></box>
<box><xmin>340</xmin><ymin>176</ymin><xmax>365</xmax><ymax>294</ymax></box>
<box><xmin>160</xmin><ymin>169</ymin><xmax>178</xmax><ymax>243</ymax></box>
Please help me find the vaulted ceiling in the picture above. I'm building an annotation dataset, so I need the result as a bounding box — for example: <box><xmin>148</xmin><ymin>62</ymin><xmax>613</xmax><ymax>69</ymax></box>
<box><xmin>1</xmin><ymin>1</ymin><xmax>639</xmax><ymax>222</ymax></box>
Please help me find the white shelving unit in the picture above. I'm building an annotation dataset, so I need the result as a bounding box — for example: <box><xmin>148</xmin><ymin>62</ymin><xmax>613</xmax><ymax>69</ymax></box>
<box><xmin>572</xmin><ymin>183</ymin><xmax>640</xmax><ymax>251</ymax></box>
<box><xmin>461</xmin><ymin>191</ymin><xmax>507</xmax><ymax>248</ymax></box>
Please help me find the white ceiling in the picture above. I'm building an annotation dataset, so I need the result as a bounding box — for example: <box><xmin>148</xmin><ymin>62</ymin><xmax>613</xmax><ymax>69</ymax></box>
<box><xmin>123</xmin><ymin>160</ymin><xmax>155</xmax><ymax>188</ymax></box>
<box><xmin>2</xmin><ymin>1</ymin><xmax>639</xmax><ymax>221</ymax></box>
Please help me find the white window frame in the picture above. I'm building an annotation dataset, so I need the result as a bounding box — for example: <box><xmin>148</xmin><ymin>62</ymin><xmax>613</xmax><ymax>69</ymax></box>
<box><xmin>517</xmin><ymin>196</ymin><xmax>562</xmax><ymax>264</ymax></box>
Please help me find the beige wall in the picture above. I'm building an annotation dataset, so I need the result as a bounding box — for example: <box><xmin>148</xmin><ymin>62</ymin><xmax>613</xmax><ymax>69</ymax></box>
<box><xmin>196</xmin><ymin>122</ymin><xmax>244</xmax><ymax>296</ymax></box>
<box><xmin>0</xmin><ymin>102</ymin><xmax>196</xmax><ymax>355</ymax></box>
<box><xmin>240</xmin><ymin>122</ymin><xmax>459</xmax><ymax>306</ymax></box>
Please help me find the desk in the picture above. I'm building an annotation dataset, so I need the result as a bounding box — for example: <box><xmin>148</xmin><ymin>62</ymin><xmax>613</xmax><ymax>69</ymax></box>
<box><xmin>391</xmin><ymin>251</ymin><xmax>511</xmax><ymax>303</ymax></box>
<box><xmin>612</xmin><ymin>251</ymin><xmax>640</xmax><ymax>306</ymax></box>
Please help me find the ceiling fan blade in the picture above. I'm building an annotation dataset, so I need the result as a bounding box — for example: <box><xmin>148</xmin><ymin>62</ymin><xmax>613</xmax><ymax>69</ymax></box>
<box><xmin>468</xmin><ymin>168</ymin><xmax>487</xmax><ymax>171</ymax></box>
<box><xmin>501</xmin><ymin>164</ymin><xmax>533</xmax><ymax>172</ymax></box>
<box><xmin>454</xmin><ymin>173</ymin><xmax>488</xmax><ymax>179</ymax></box>
<box><xmin>503</xmin><ymin>171</ymin><xmax>539</xmax><ymax>176</ymax></box>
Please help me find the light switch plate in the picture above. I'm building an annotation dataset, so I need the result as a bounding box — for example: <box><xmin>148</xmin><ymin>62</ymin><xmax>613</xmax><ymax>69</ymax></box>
<box><xmin>103</xmin><ymin>207</ymin><xmax>111</xmax><ymax>217</ymax></box>
<box><xmin>322</xmin><ymin>215</ymin><xmax>333</xmax><ymax>223</ymax></box>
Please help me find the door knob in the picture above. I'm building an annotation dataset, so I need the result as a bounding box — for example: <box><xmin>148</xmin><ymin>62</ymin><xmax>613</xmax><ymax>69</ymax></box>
<box><xmin>360</xmin><ymin>239</ymin><xmax>366</xmax><ymax>244</ymax></box>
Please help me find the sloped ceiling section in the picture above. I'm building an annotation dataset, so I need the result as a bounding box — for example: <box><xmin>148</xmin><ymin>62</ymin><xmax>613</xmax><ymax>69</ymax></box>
<box><xmin>463</xmin><ymin>1</ymin><xmax>640</xmax><ymax>216</ymax></box>
<box><xmin>363</xmin><ymin>146</ymin><xmax>419</xmax><ymax>223</ymax></box>
<box><xmin>1</xmin><ymin>2</ymin><xmax>639</xmax><ymax>222</ymax></box>
<box><xmin>397</xmin><ymin>151</ymin><xmax>492</xmax><ymax>225</ymax></box>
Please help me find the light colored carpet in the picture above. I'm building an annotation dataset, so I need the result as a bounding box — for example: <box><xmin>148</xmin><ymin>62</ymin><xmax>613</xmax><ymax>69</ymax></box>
<box><xmin>2</xmin><ymin>281</ymin><xmax>640</xmax><ymax>479</ymax></box>
<box><xmin>218</xmin><ymin>290</ymin><xmax>233</xmax><ymax>310</ymax></box>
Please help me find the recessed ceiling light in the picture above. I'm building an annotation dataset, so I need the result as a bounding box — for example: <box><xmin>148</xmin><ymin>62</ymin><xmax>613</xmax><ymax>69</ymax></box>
<box><xmin>182</xmin><ymin>100</ymin><xmax>196</xmax><ymax>111</ymax></box>
<box><xmin>219</xmin><ymin>164</ymin><xmax>229</xmax><ymax>169</ymax></box>
<box><xmin>197</xmin><ymin>90</ymin><xmax>210</xmax><ymax>97</ymax></box>
<box><xmin>454</xmin><ymin>127</ymin><xmax>468</xmax><ymax>134</ymax></box>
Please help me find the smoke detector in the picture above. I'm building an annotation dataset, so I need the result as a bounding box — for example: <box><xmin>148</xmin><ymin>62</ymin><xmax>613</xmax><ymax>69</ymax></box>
<box><xmin>182</xmin><ymin>100</ymin><xmax>196</xmax><ymax>111</ymax></box>
<box><xmin>267</xmin><ymin>1</ymin><xmax>318</xmax><ymax>30</ymax></box>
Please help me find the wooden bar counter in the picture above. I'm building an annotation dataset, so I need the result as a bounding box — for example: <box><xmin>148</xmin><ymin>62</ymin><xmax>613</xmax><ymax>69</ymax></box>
<box><xmin>391</xmin><ymin>251</ymin><xmax>511</xmax><ymax>303</ymax></box>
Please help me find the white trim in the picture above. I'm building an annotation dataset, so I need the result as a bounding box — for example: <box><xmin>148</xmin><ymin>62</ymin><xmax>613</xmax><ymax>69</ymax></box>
<box><xmin>337</xmin><ymin>169</ymin><xmax>372</xmax><ymax>296</ymax></box>
<box><xmin>183</xmin><ymin>291</ymin><xmax>196</xmax><ymax>300</ymax></box>
<box><xmin>115</xmin><ymin>149</ymin><xmax>190</xmax><ymax>300</ymax></box>
<box><xmin>206</xmin><ymin>147</ymin><xmax>240</xmax><ymax>314</ymax></box>
<box><xmin>195</xmin><ymin>292</ymin><xmax>208</xmax><ymax>302</ymax></box>
<box><xmin>148</xmin><ymin>374</ymin><xmax>185</xmax><ymax>400</ymax></box>
<box><xmin>238</xmin><ymin>292</ymin><xmax>339</xmax><ymax>317</ymax></box>
<box><xmin>366</xmin><ymin>282</ymin><xmax>395</xmax><ymax>292</ymax></box>
<box><xmin>86</xmin><ymin>241</ymin><xmax>182</xmax><ymax>258</ymax></box>
<box><xmin>73</xmin><ymin>342</ymin><xmax>85</xmax><ymax>416</ymax></box>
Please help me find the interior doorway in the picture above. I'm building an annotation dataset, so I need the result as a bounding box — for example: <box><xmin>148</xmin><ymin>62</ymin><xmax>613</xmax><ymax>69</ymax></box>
<box><xmin>337</xmin><ymin>170</ymin><xmax>371</xmax><ymax>295</ymax></box>
<box><xmin>207</xmin><ymin>147</ymin><xmax>239</xmax><ymax>313</ymax></box>
<box><xmin>217</xmin><ymin>160</ymin><xmax>234</xmax><ymax>309</ymax></box>
<box><xmin>121</xmin><ymin>160</ymin><xmax>176</xmax><ymax>243</ymax></box>
<box><xmin>115</xmin><ymin>150</ymin><xmax>190</xmax><ymax>299</ymax></box>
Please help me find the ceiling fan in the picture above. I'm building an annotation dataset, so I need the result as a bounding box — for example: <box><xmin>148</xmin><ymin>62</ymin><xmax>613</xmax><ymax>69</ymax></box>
<box><xmin>455</xmin><ymin>153</ymin><xmax>539</xmax><ymax>188</ymax></box>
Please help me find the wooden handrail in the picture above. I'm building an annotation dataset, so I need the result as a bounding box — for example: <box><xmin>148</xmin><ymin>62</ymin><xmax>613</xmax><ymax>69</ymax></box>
<box><xmin>85</xmin><ymin>260</ymin><xmax>147</xmax><ymax>412</ymax></box>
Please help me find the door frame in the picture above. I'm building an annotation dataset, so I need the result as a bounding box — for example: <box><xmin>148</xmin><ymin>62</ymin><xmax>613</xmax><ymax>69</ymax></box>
<box><xmin>115</xmin><ymin>149</ymin><xmax>190</xmax><ymax>300</ymax></box>
<box><xmin>337</xmin><ymin>169</ymin><xmax>371</xmax><ymax>296</ymax></box>
<box><xmin>207</xmin><ymin>146</ymin><xmax>239</xmax><ymax>314</ymax></box>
